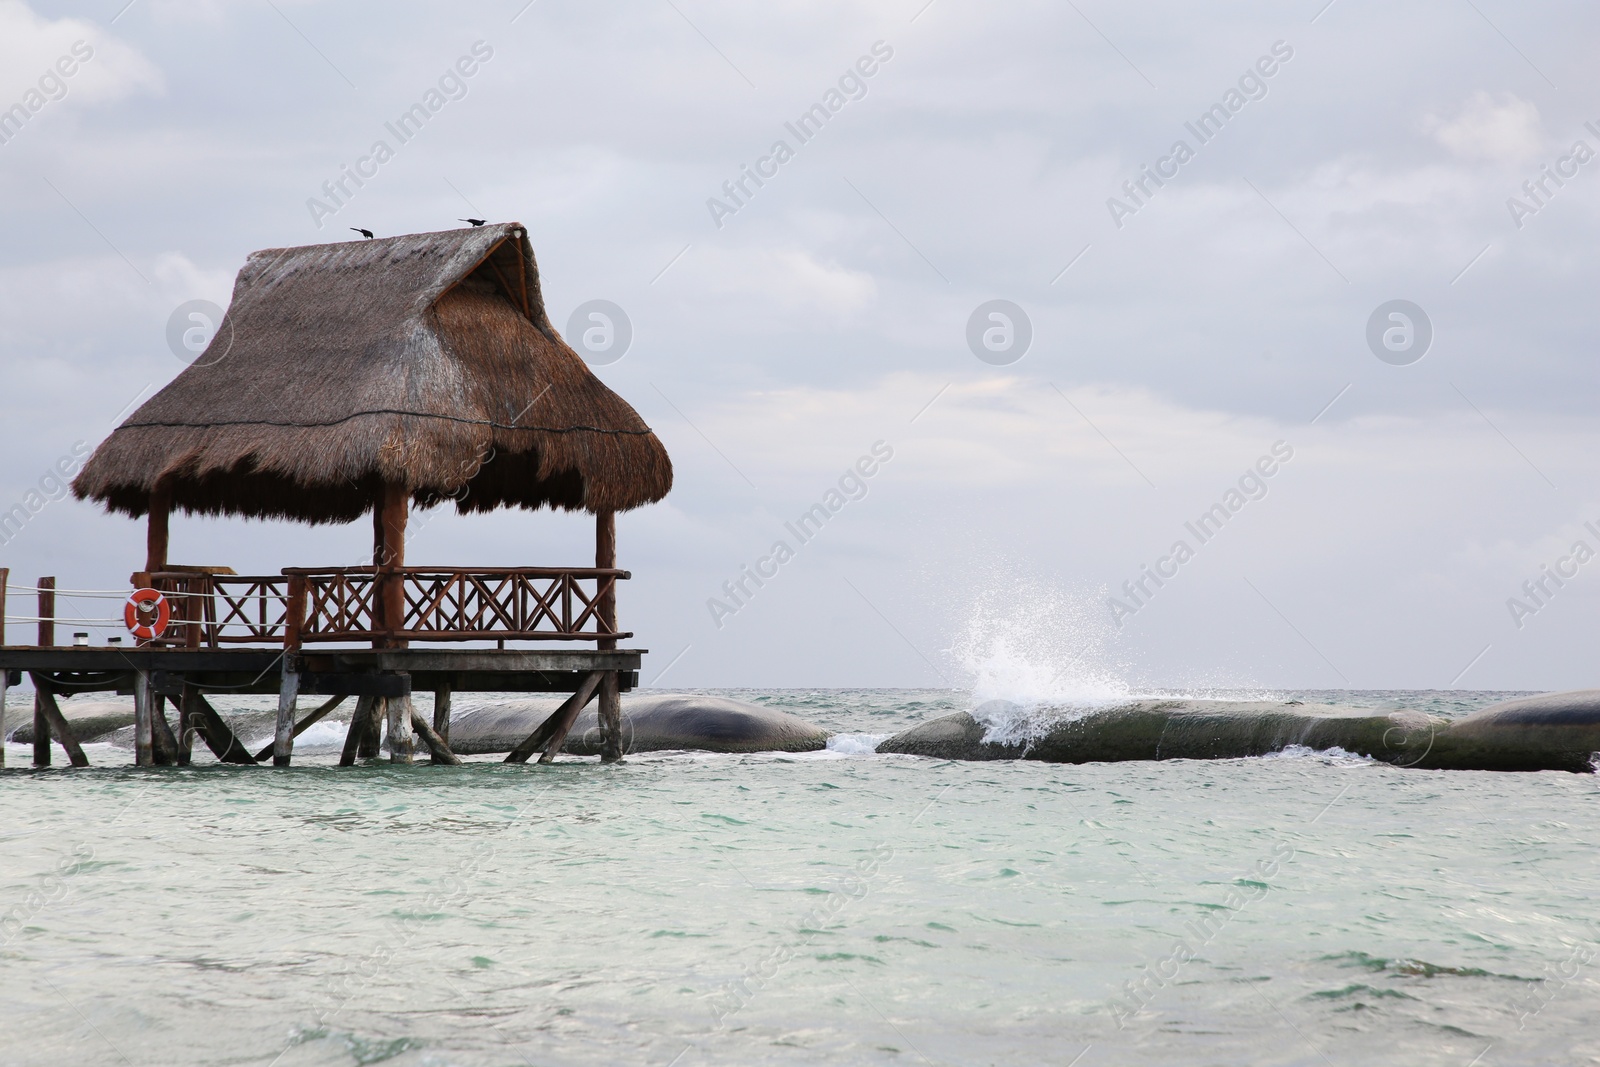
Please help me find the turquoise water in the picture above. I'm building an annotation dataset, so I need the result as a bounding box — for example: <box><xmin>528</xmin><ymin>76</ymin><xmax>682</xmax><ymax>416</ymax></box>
<box><xmin>2</xmin><ymin>689</ymin><xmax>1597</xmax><ymax>1066</ymax></box>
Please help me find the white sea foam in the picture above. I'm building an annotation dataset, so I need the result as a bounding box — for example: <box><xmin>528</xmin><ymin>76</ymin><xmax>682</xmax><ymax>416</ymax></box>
<box><xmin>949</xmin><ymin>579</ymin><xmax>1138</xmax><ymax>744</ymax></box>
<box><xmin>947</xmin><ymin>579</ymin><xmax>1290</xmax><ymax>745</ymax></box>
<box><xmin>242</xmin><ymin>718</ymin><xmax>351</xmax><ymax>751</ymax></box>
<box><xmin>1260</xmin><ymin>744</ymin><xmax>1374</xmax><ymax>766</ymax></box>
<box><xmin>825</xmin><ymin>732</ymin><xmax>888</xmax><ymax>755</ymax></box>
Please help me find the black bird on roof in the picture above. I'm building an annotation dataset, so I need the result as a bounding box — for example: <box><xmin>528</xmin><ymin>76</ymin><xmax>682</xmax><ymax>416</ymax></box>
<box><xmin>350</xmin><ymin>227</ymin><xmax>374</xmax><ymax>239</ymax></box>
<box><xmin>460</xmin><ymin>218</ymin><xmax>486</xmax><ymax>227</ymax></box>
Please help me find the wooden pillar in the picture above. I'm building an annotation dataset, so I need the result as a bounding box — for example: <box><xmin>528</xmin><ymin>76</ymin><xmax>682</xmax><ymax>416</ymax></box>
<box><xmin>273</xmin><ymin>663</ymin><xmax>299</xmax><ymax>767</ymax></box>
<box><xmin>37</xmin><ymin>577</ymin><xmax>54</xmax><ymax>648</ymax></box>
<box><xmin>341</xmin><ymin>694</ymin><xmax>379</xmax><ymax>765</ymax></box>
<box><xmin>595</xmin><ymin>510</ymin><xmax>622</xmax><ymax>762</ymax></box>
<box><xmin>598</xmin><ymin>673</ymin><xmax>622</xmax><ymax>763</ymax></box>
<box><xmin>356</xmin><ymin>695</ymin><xmax>383</xmax><ymax>759</ymax></box>
<box><xmin>596</xmin><ymin>510</ymin><xmax>617</xmax><ymax>645</ymax></box>
<box><xmin>386</xmin><ymin>684</ymin><xmax>413</xmax><ymax>764</ymax></box>
<box><xmin>150</xmin><ymin>694</ymin><xmax>180</xmax><ymax>765</ymax></box>
<box><xmin>373</xmin><ymin>481</ymin><xmax>408</xmax><ymax>649</ymax></box>
<box><xmin>133</xmin><ymin>670</ymin><xmax>154</xmax><ymax>767</ymax></box>
<box><xmin>0</xmin><ymin>667</ymin><xmax>7</xmax><ymax>769</ymax></box>
<box><xmin>146</xmin><ymin>485</ymin><xmax>171</xmax><ymax>574</ymax></box>
<box><xmin>176</xmin><ymin>693</ymin><xmax>194</xmax><ymax>765</ymax></box>
<box><xmin>1</xmin><ymin>565</ymin><xmax>9</xmax><ymax>648</ymax></box>
<box><xmin>32</xmin><ymin>689</ymin><xmax>50</xmax><ymax>767</ymax></box>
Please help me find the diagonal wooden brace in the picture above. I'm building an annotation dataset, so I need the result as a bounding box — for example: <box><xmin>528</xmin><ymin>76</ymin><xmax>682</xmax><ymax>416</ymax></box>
<box><xmin>184</xmin><ymin>688</ymin><xmax>259</xmax><ymax>765</ymax></box>
<box><xmin>409</xmin><ymin>705</ymin><xmax>462</xmax><ymax>765</ymax></box>
<box><xmin>505</xmin><ymin>671</ymin><xmax>604</xmax><ymax>765</ymax></box>
<box><xmin>27</xmin><ymin>676</ymin><xmax>89</xmax><ymax>768</ymax></box>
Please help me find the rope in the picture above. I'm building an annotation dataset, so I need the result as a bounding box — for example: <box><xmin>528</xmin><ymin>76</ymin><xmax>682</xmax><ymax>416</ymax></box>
<box><xmin>4</xmin><ymin>616</ymin><xmax>125</xmax><ymax>624</ymax></box>
<box><xmin>4</xmin><ymin>586</ymin><xmax>277</xmax><ymax>600</ymax></box>
<box><xmin>5</xmin><ymin>586</ymin><xmax>140</xmax><ymax>597</ymax></box>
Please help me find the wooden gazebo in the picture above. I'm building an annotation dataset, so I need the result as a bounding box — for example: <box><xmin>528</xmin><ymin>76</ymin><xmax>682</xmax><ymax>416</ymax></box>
<box><xmin>1</xmin><ymin>222</ymin><xmax>670</xmax><ymax>769</ymax></box>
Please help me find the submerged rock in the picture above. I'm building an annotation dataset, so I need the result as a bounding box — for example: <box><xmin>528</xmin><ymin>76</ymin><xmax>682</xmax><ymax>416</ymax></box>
<box><xmin>448</xmin><ymin>693</ymin><xmax>829</xmax><ymax>755</ymax></box>
<box><xmin>876</xmin><ymin>694</ymin><xmax>1600</xmax><ymax>772</ymax></box>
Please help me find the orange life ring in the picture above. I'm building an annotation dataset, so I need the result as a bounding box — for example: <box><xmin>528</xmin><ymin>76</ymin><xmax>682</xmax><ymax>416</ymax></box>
<box><xmin>124</xmin><ymin>588</ymin><xmax>171</xmax><ymax>641</ymax></box>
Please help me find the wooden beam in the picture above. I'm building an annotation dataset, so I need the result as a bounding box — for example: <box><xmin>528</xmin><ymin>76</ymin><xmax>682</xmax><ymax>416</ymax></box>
<box><xmin>409</xmin><ymin>705</ymin><xmax>461</xmax><ymax>765</ymax></box>
<box><xmin>505</xmin><ymin>670</ymin><xmax>603</xmax><ymax>764</ymax></box>
<box><xmin>150</xmin><ymin>693</ymin><xmax>181</xmax><ymax>765</ymax></box>
<box><xmin>512</xmin><ymin>242</ymin><xmax>531</xmax><ymax>320</ymax></box>
<box><xmin>273</xmin><ymin>665</ymin><xmax>299</xmax><ymax>766</ymax></box>
<box><xmin>146</xmin><ymin>485</ymin><xmax>171</xmax><ymax>573</ymax></box>
<box><xmin>0</xmin><ymin>667</ymin><xmax>7</xmax><ymax>770</ymax></box>
<box><xmin>28</xmin><ymin>678</ymin><xmax>88</xmax><ymax>768</ymax></box>
<box><xmin>184</xmin><ymin>687</ymin><xmax>257</xmax><ymax>764</ymax></box>
<box><xmin>133</xmin><ymin>669</ymin><xmax>154</xmax><ymax>767</ymax></box>
<box><xmin>1</xmin><ymin>565</ymin><xmax>9</xmax><ymax>649</ymax></box>
<box><xmin>252</xmin><ymin>694</ymin><xmax>347</xmax><ymax>763</ymax></box>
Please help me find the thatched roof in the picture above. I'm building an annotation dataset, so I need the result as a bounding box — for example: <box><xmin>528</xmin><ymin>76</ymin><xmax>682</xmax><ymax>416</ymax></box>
<box><xmin>73</xmin><ymin>223</ymin><xmax>671</xmax><ymax>523</ymax></box>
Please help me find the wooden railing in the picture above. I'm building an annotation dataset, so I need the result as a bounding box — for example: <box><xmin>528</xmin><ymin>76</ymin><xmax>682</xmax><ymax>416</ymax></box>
<box><xmin>141</xmin><ymin>567</ymin><xmax>628</xmax><ymax>648</ymax></box>
<box><xmin>140</xmin><ymin>572</ymin><xmax>291</xmax><ymax>647</ymax></box>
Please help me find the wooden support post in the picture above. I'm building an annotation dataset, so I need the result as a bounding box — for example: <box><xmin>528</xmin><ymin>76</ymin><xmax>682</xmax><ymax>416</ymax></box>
<box><xmin>409</xmin><ymin>705</ymin><xmax>461</xmax><ymax>766</ymax></box>
<box><xmin>432</xmin><ymin>686</ymin><xmax>452</xmax><ymax>748</ymax></box>
<box><xmin>356</xmin><ymin>695</ymin><xmax>383</xmax><ymax>759</ymax></box>
<box><xmin>505</xmin><ymin>671</ymin><xmax>604</xmax><ymax>764</ymax></box>
<box><xmin>133</xmin><ymin>670</ymin><xmax>154</xmax><ymax>767</ymax></box>
<box><xmin>0</xmin><ymin>668</ymin><xmax>7</xmax><ymax>770</ymax></box>
<box><xmin>273</xmin><ymin>664</ymin><xmax>299</xmax><ymax>767</ymax></box>
<box><xmin>31</xmin><ymin>684</ymin><xmax>50</xmax><ymax>767</ymax></box>
<box><xmin>596</xmin><ymin>510</ymin><xmax>617</xmax><ymax>647</ymax></box>
<box><xmin>176</xmin><ymin>691</ymin><xmax>194</xmax><ymax>765</ymax></box>
<box><xmin>146</xmin><ymin>485</ymin><xmax>171</xmax><ymax>573</ymax></box>
<box><xmin>183</xmin><ymin>687</ymin><xmax>257</xmax><ymax>764</ymax></box>
<box><xmin>0</xmin><ymin>565</ymin><xmax>8</xmax><ymax>648</ymax></box>
<box><xmin>27</xmin><ymin>678</ymin><xmax>89</xmax><ymax>768</ymax></box>
<box><xmin>37</xmin><ymin>576</ymin><xmax>55</xmax><ymax>648</ymax></box>
<box><xmin>373</xmin><ymin>481</ymin><xmax>408</xmax><ymax>649</ymax></box>
<box><xmin>284</xmin><ymin>576</ymin><xmax>306</xmax><ymax>652</ymax></box>
<box><xmin>386</xmin><ymin>688</ymin><xmax>414</xmax><ymax>764</ymax></box>
<box><xmin>150</xmin><ymin>694</ymin><xmax>180</xmax><ymax>766</ymax></box>
<box><xmin>598</xmin><ymin>671</ymin><xmax>623</xmax><ymax>763</ymax></box>
<box><xmin>340</xmin><ymin>694</ymin><xmax>377</xmax><ymax>766</ymax></box>
<box><xmin>251</xmin><ymin>695</ymin><xmax>347</xmax><ymax>763</ymax></box>
<box><xmin>32</xmin><ymin>688</ymin><xmax>50</xmax><ymax>767</ymax></box>
<box><xmin>594</xmin><ymin>510</ymin><xmax>623</xmax><ymax>762</ymax></box>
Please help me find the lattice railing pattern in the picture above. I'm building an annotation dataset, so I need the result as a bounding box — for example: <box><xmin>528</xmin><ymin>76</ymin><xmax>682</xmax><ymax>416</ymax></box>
<box><xmin>144</xmin><ymin>567</ymin><xmax>626</xmax><ymax>648</ymax></box>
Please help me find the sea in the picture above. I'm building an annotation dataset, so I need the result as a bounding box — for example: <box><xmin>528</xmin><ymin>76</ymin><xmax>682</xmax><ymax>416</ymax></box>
<box><xmin>2</xmin><ymin>686</ymin><xmax>1596</xmax><ymax>1067</ymax></box>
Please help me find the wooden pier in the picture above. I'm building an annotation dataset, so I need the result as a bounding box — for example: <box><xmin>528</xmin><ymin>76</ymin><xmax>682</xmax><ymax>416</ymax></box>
<box><xmin>1</xmin><ymin>565</ymin><xmax>643</xmax><ymax>769</ymax></box>
<box><xmin>1</xmin><ymin>223</ymin><xmax>672</xmax><ymax>770</ymax></box>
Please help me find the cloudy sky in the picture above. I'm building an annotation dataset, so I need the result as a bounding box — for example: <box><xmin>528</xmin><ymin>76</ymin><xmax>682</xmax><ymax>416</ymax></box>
<box><xmin>2</xmin><ymin>0</ymin><xmax>1597</xmax><ymax>692</ymax></box>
